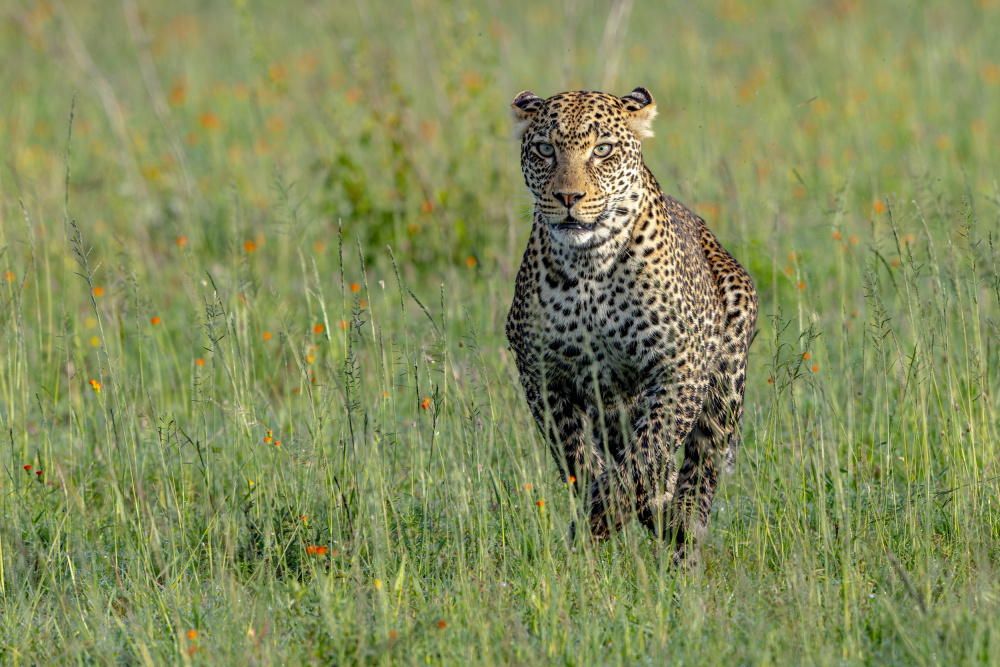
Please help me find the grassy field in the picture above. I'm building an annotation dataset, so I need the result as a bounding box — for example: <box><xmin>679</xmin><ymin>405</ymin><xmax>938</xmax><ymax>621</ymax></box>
<box><xmin>2</xmin><ymin>0</ymin><xmax>1000</xmax><ymax>663</ymax></box>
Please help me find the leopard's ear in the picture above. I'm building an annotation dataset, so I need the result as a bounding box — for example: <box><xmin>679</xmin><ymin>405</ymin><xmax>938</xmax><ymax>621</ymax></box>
<box><xmin>620</xmin><ymin>87</ymin><xmax>657</xmax><ymax>139</ymax></box>
<box><xmin>511</xmin><ymin>90</ymin><xmax>543</xmax><ymax>139</ymax></box>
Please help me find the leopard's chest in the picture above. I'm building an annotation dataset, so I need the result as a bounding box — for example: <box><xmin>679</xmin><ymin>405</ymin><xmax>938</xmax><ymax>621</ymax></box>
<box><xmin>534</xmin><ymin>274</ymin><xmax>650</xmax><ymax>401</ymax></box>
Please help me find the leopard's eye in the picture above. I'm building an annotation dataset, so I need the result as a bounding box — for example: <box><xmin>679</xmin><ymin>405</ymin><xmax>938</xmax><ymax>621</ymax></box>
<box><xmin>593</xmin><ymin>143</ymin><xmax>614</xmax><ymax>158</ymax></box>
<box><xmin>535</xmin><ymin>143</ymin><xmax>555</xmax><ymax>157</ymax></box>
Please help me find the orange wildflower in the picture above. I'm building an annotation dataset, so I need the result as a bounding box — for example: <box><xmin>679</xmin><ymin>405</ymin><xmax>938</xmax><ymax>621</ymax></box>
<box><xmin>811</xmin><ymin>365</ymin><xmax>819</xmax><ymax>372</ymax></box>
<box><xmin>314</xmin><ymin>323</ymin><xmax>325</xmax><ymax>334</ymax></box>
<box><xmin>569</xmin><ymin>476</ymin><xmax>576</xmax><ymax>484</ymax></box>
<box><xmin>350</xmin><ymin>282</ymin><xmax>360</xmax><ymax>292</ymax></box>
<box><xmin>263</xmin><ymin>332</ymin><xmax>272</xmax><ymax>340</ymax></box>
<box><xmin>437</xmin><ymin>620</ymin><xmax>447</xmax><ymax>629</ymax></box>
<box><xmin>244</xmin><ymin>241</ymin><xmax>257</xmax><ymax>253</ymax></box>
<box><xmin>465</xmin><ymin>256</ymin><xmax>477</xmax><ymax>268</ymax></box>
<box><xmin>803</xmin><ymin>352</ymin><xmax>810</xmax><ymax>360</ymax></box>
<box><xmin>338</xmin><ymin>320</ymin><xmax>348</xmax><ymax>329</ymax></box>
<box><xmin>695</xmin><ymin>202</ymin><xmax>719</xmax><ymax>219</ymax></box>
<box><xmin>421</xmin><ymin>200</ymin><xmax>434</xmax><ymax>214</ymax></box>
<box><xmin>195</xmin><ymin>358</ymin><xmax>205</xmax><ymax>366</ymax></box>
<box><xmin>981</xmin><ymin>63</ymin><xmax>1000</xmax><ymax>85</ymax></box>
<box><xmin>169</xmin><ymin>81</ymin><xmax>187</xmax><ymax>107</ymax></box>
<box><xmin>420</xmin><ymin>397</ymin><xmax>432</xmax><ymax>410</ymax></box>
<box><xmin>767</xmin><ymin>378</ymin><xmax>773</xmax><ymax>383</ymax></box>
<box><xmin>266</xmin><ymin>114</ymin><xmax>286</xmax><ymax>133</ymax></box>
<box><xmin>849</xmin><ymin>235</ymin><xmax>859</xmax><ymax>245</ymax></box>
<box><xmin>199</xmin><ymin>112</ymin><xmax>221</xmax><ymax>130</ymax></box>
<box><xmin>536</xmin><ymin>500</ymin><xmax>544</xmax><ymax>507</ymax></box>
<box><xmin>92</xmin><ymin>286</ymin><xmax>105</xmax><ymax>297</ymax></box>
<box><xmin>832</xmin><ymin>231</ymin><xmax>842</xmax><ymax>240</ymax></box>
<box><xmin>175</xmin><ymin>236</ymin><xmax>188</xmax><ymax>247</ymax></box>
<box><xmin>3</xmin><ymin>270</ymin><xmax>16</xmax><ymax>282</ymax></box>
<box><xmin>151</xmin><ymin>316</ymin><xmax>161</xmax><ymax>325</ymax></box>
<box><xmin>268</xmin><ymin>64</ymin><xmax>287</xmax><ymax>84</ymax></box>
<box><xmin>797</xmin><ymin>281</ymin><xmax>805</xmax><ymax>290</ymax></box>
<box><xmin>186</xmin><ymin>629</ymin><xmax>198</xmax><ymax>640</ymax></box>
<box><xmin>873</xmin><ymin>200</ymin><xmax>886</xmax><ymax>213</ymax></box>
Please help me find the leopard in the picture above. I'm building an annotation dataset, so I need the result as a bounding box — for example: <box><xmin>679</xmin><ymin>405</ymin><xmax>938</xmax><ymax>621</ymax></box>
<box><xmin>505</xmin><ymin>87</ymin><xmax>758</xmax><ymax>565</ymax></box>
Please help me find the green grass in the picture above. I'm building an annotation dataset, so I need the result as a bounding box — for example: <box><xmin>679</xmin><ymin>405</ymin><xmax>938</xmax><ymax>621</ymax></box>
<box><xmin>2</xmin><ymin>0</ymin><xmax>1000</xmax><ymax>663</ymax></box>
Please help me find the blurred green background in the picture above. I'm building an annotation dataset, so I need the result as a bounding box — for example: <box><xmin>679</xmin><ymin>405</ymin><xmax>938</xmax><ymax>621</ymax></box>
<box><xmin>2</xmin><ymin>0</ymin><xmax>1000</xmax><ymax>664</ymax></box>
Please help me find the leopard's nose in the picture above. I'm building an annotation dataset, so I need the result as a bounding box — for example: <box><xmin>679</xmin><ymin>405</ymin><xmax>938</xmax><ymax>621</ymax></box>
<box><xmin>554</xmin><ymin>191</ymin><xmax>585</xmax><ymax>208</ymax></box>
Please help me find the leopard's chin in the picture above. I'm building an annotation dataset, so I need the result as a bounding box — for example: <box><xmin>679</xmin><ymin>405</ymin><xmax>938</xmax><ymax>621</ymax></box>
<box><xmin>548</xmin><ymin>224</ymin><xmax>606</xmax><ymax>250</ymax></box>
<box><xmin>546</xmin><ymin>209</ymin><xmax>621</xmax><ymax>250</ymax></box>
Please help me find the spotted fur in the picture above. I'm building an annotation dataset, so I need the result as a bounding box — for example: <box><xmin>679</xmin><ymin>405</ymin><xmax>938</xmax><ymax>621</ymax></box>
<box><xmin>505</xmin><ymin>88</ymin><xmax>758</xmax><ymax>565</ymax></box>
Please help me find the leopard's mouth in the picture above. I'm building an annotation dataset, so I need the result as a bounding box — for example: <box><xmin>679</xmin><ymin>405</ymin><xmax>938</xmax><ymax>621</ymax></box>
<box><xmin>552</xmin><ymin>216</ymin><xmax>596</xmax><ymax>232</ymax></box>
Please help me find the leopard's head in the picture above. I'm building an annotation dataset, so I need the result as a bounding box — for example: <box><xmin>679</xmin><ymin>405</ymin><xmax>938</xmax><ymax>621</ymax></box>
<box><xmin>511</xmin><ymin>88</ymin><xmax>657</xmax><ymax>250</ymax></box>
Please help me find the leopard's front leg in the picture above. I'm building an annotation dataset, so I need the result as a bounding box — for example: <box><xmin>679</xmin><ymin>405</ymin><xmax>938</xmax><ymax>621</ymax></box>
<box><xmin>582</xmin><ymin>349</ymin><xmax>709</xmax><ymax>544</ymax></box>
<box><xmin>515</xmin><ymin>355</ymin><xmax>606</xmax><ymax>494</ymax></box>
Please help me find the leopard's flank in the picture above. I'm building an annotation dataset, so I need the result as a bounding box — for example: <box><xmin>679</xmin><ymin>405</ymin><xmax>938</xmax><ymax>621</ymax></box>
<box><xmin>505</xmin><ymin>88</ymin><xmax>757</xmax><ymax>565</ymax></box>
